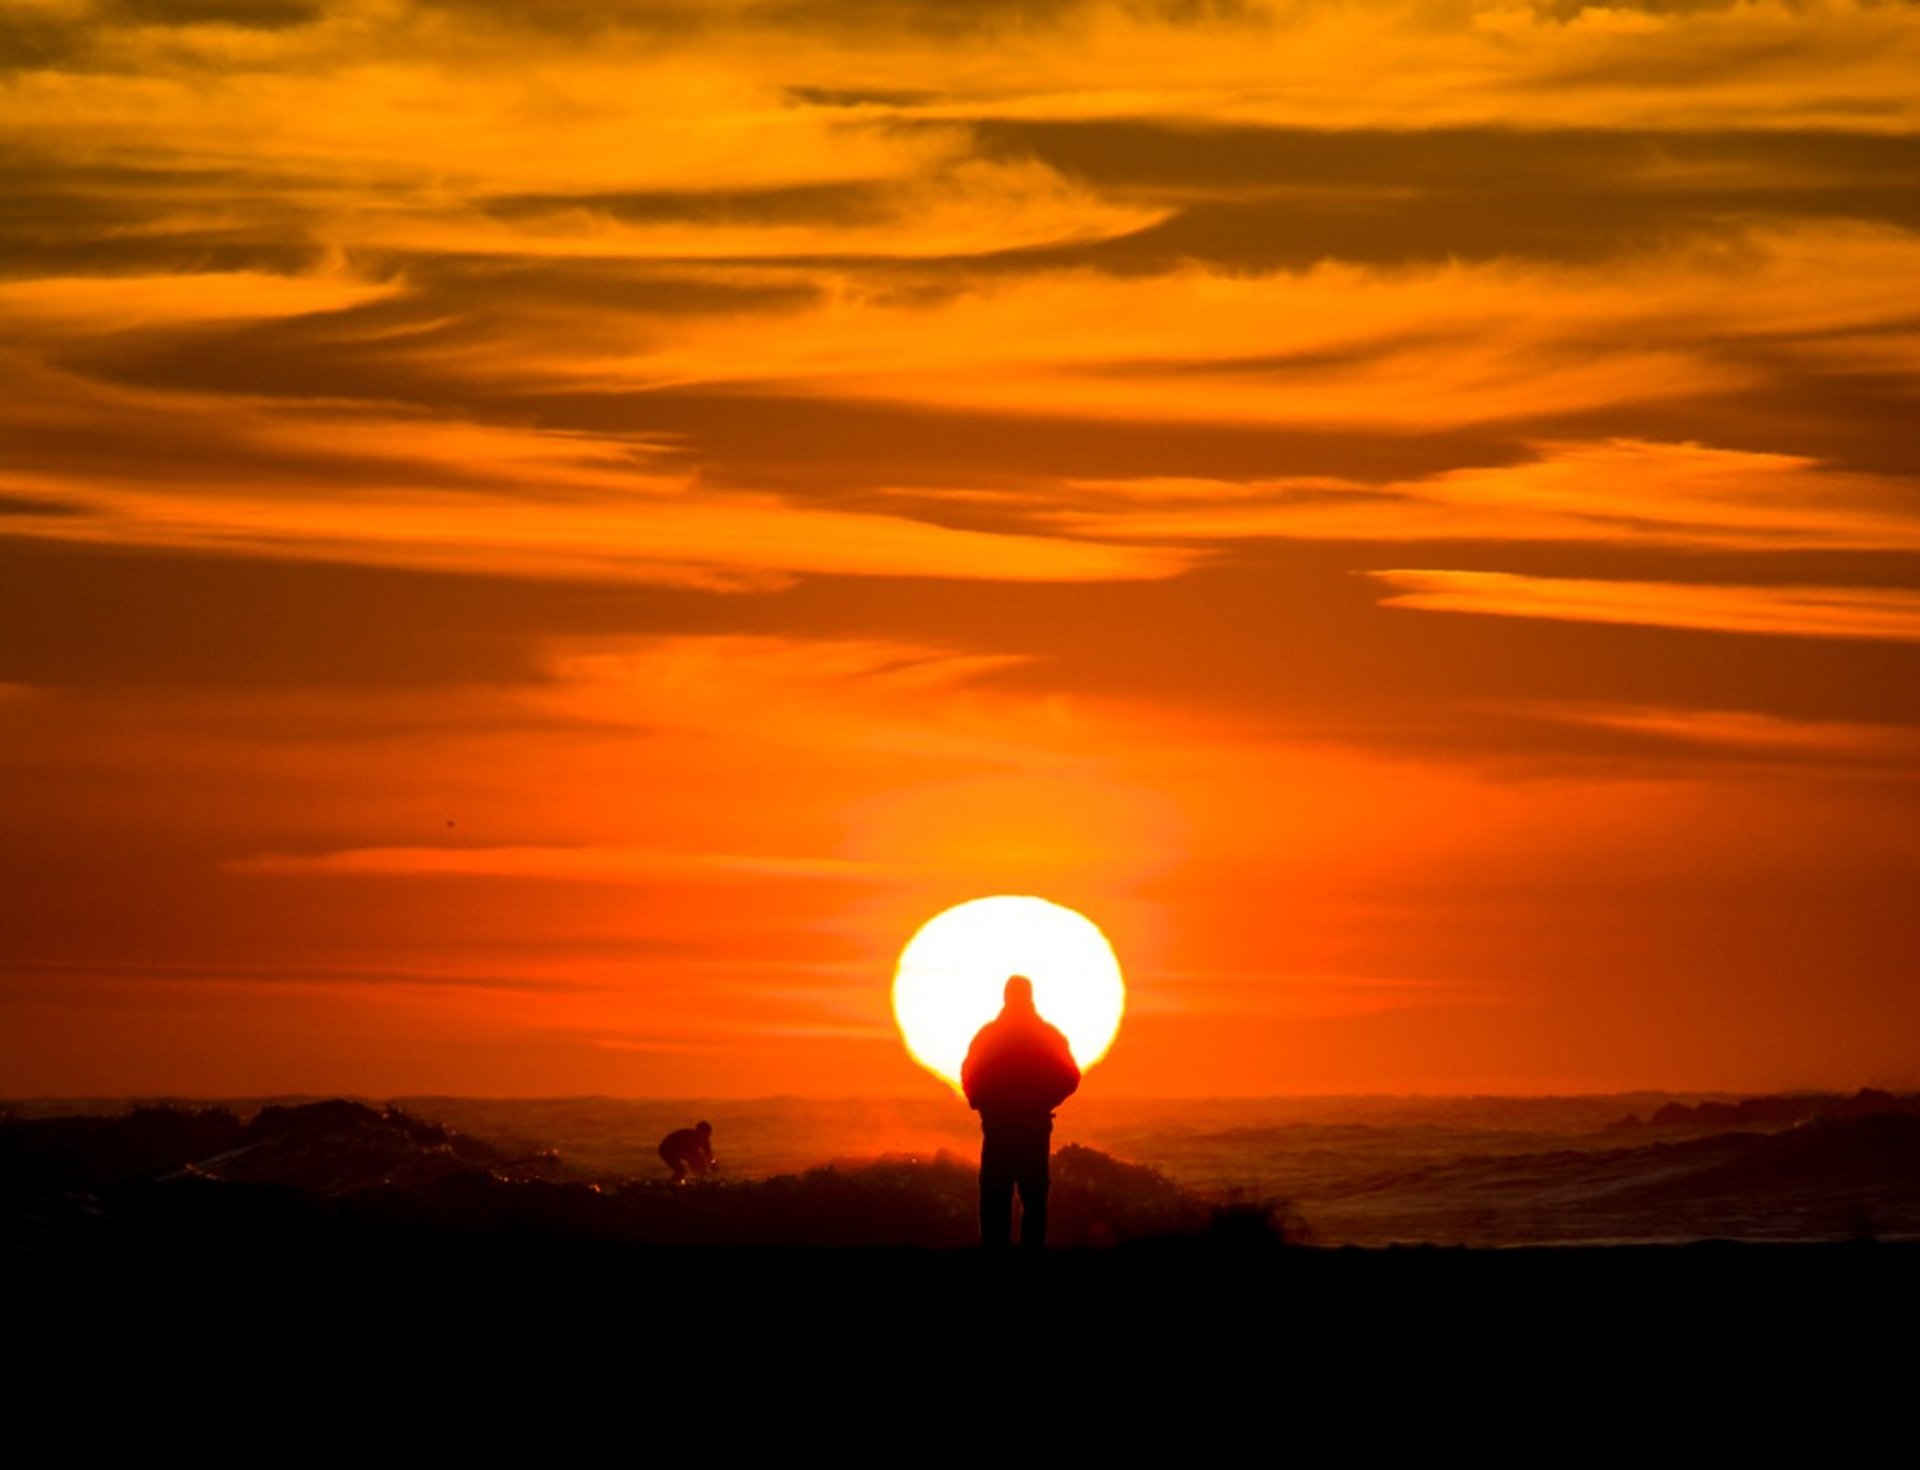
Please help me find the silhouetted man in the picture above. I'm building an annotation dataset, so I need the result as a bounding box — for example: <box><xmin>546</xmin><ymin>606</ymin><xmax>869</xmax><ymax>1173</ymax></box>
<box><xmin>659</xmin><ymin>1120</ymin><xmax>714</xmax><ymax>1183</ymax></box>
<box><xmin>962</xmin><ymin>975</ymin><xmax>1081</xmax><ymax>1250</ymax></box>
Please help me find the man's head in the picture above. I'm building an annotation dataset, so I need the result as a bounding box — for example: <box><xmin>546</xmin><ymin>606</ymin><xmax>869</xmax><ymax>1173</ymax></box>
<box><xmin>696</xmin><ymin>1121</ymin><xmax>712</xmax><ymax>1136</ymax></box>
<box><xmin>1003</xmin><ymin>975</ymin><xmax>1035</xmax><ymax>1011</ymax></box>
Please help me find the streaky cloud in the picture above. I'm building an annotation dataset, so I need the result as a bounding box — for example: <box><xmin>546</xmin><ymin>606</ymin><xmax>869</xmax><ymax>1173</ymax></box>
<box><xmin>1370</xmin><ymin>569</ymin><xmax>1920</xmax><ymax>643</ymax></box>
<box><xmin>1538</xmin><ymin>703</ymin><xmax>1920</xmax><ymax>765</ymax></box>
<box><xmin>232</xmin><ymin>844</ymin><xmax>888</xmax><ymax>883</ymax></box>
<box><xmin>1053</xmin><ymin>439</ymin><xmax>1920</xmax><ymax>553</ymax></box>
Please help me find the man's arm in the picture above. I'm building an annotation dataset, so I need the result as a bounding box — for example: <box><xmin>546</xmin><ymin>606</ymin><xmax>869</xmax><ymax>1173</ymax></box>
<box><xmin>1049</xmin><ymin>1026</ymin><xmax>1081</xmax><ymax>1106</ymax></box>
<box><xmin>960</xmin><ymin>1026</ymin><xmax>993</xmax><ymax>1109</ymax></box>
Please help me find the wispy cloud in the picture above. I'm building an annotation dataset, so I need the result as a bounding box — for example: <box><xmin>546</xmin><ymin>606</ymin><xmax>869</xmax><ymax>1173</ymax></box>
<box><xmin>570</xmin><ymin>224</ymin><xmax>1920</xmax><ymax>438</ymax></box>
<box><xmin>376</xmin><ymin>158</ymin><xmax>1166</xmax><ymax>262</ymax></box>
<box><xmin>0</xmin><ymin>266</ymin><xmax>397</xmax><ymax>333</ymax></box>
<box><xmin>6</xmin><ymin>472</ymin><xmax>1185</xmax><ymax>587</ymax></box>
<box><xmin>233</xmin><ymin>844</ymin><xmax>886</xmax><ymax>883</ymax></box>
<box><xmin>4</xmin><ymin>958</ymin><xmax>578</xmax><ymax>993</ymax></box>
<box><xmin>1053</xmin><ymin>438</ymin><xmax>1920</xmax><ymax>552</ymax></box>
<box><xmin>0</xmin><ymin>364</ymin><xmax>1189</xmax><ymax>586</ymax></box>
<box><xmin>1540</xmin><ymin>704</ymin><xmax>1920</xmax><ymax>764</ymax></box>
<box><xmin>1140</xmin><ymin>969</ymin><xmax>1500</xmax><ymax>1020</ymax></box>
<box><xmin>1370</xmin><ymin>570</ymin><xmax>1920</xmax><ymax>643</ymax></box>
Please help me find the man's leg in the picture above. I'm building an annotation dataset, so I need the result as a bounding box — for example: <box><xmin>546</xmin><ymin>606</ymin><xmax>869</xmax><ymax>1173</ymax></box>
<box><xmin>1016</xmin><ymin>1141</ymin><xmax>1051</xmax><ymax>1250</ymax></box>
<box><xmin>980</xmin><ymin>1136</ymin><xmax>1015</xmax><ymax>1249</ymax></box>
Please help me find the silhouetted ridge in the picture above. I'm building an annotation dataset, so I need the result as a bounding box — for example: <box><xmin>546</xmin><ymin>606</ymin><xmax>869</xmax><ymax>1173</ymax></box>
<box><xmin>1606</xmin><ymin>1089</ymin><xmax>1920</xmax><ymax>1133</ymax></box>
<box><xmin>14</xmin><ymin>1097</ymin><xmax>1915</xmax><ymax>1253</ymax></box>
<box><xmin>1</xmin><ymin>1104</ymin><xmax>243</xmax><ymax>1196</ymax></box>
<box><xmin>347</xmin><ymin>1145</ymin><xmax>1216</xmax><ymax>1249</ymax></box>
<box><xmin>3</xmin><ymin>1102</ymin><xmax>1220</xmax><ymax>1255</ymax></box>
<box><xmin>195</xmin><ymin>1099</ymin><xmax>544</xmax><ymax>1193</ymax></box>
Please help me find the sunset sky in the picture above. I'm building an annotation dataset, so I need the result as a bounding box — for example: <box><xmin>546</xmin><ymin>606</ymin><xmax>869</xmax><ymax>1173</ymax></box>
<box><xmin>4</xmin><ymin>0</ymin><xmax>1918</xmax><ymax>1098</ymax></box>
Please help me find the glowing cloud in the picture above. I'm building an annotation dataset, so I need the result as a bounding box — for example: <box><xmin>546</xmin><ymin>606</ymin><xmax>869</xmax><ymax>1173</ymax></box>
<box><xmin>1371</xmin><ymin>571</ymin><xmax>1920</xmax><ymax>643</ymax></box>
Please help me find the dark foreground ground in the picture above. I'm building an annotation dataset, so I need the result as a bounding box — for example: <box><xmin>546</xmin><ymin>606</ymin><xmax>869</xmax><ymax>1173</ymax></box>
<box><xmin>10</xmin><ymin>1098</ymin><xmax>1918</xmax><ymax>1440</ymax></box>
<box><xmin>15</xmin><ymin>1237</ymin><xmax>1919</xmax><ymax>1453</ymax></box>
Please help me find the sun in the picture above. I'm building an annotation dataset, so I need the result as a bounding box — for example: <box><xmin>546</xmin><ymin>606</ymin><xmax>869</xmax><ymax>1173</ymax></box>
<box><xmin>892</xmin><ymin>895</ymin><xmax>1126</xmax><ymax>1090</ymax></box>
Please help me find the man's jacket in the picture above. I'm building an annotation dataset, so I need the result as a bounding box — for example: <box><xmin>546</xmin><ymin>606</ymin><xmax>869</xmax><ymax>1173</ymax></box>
<box><xmin>962</xmin><ymin>1004</ymin><xmax>1081</xmax><ymax>1123</ymax></box>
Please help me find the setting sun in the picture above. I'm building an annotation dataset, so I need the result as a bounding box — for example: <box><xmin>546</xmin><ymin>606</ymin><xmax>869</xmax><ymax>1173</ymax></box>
<box><xmin>891</xmin><ymin>896</ymin><xmax>1126</xmax><ymax>1091</ymax></box>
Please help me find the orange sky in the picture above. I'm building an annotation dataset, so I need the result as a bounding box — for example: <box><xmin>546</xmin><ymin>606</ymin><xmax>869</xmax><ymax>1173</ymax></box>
<box><xmin>3</xmin><ymin>0</ymin><xmax>1918</xmax><ymax>1098</ymax></box>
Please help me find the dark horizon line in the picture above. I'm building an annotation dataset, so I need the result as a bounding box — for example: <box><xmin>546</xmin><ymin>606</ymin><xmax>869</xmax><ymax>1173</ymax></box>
<box><xmin>8</xmin><ymin>1085</ymin><xmax>1910</xmax><ymax>1107</ymax></box>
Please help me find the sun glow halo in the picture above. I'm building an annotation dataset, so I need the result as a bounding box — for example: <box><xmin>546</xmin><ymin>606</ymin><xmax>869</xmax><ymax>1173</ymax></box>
<box><xmin>892</xmin><ymin>895</ymin><xmax>1125</xmax><ymax>1091</ymax></box>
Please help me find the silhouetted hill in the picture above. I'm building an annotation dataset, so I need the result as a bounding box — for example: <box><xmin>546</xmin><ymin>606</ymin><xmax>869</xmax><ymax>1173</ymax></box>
<box><xmin>193</xmin><ymin>1098</ymin><xmax>560</xmax><ymax>1192</ymax></box>
<box><xmin>1</xmin><ymin>1099</ymin><xmax>557</xmax><ymax>1197</ymax></box>
<box><xmin>2</xmin><ymin>1101</ymin><xmax>1224</xmax><ymax>1255</ymax></box>
<box><xmin>12</xmin><ymin>1094</ymin><xmax>1920</xmax><ymax>1253</ymax></box>
<box><xmin>1606</xmin><ymin>1088</ymin><xmax>1920</xmax><ymax>1133</ymax></box>
<box><xmin>1</xmin><ymin>1104</ymin><xmax>242</xmax><ymax>1196</ymax></box>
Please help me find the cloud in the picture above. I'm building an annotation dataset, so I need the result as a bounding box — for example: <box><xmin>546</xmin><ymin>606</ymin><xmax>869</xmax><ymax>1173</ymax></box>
<box><xmin>108</xmin><ymin>0</ymin><xmax>323</xmax><ymax>31</ymax></box>
<box><xmin>1053</xmin><ymin>438</ymin><xmax>1920</xmax><ymax>552</ymax></box>
<box><xmin>6</xmin><ymin>471</ymin><xmax>1187</xmax><ymax>587</ymax></box>
<box><xmin>1538</xmin><ymin>703</ymin><xmax>1920</xmax><ymax>765</ymax></box>
<box><xmin>1140</xmin><ymin>969</ymin><xmax>1500</xmax><ymax>1020</ymax></box>
<box><xmin>0</xmin><ymin>358</ymin><xmax>1190</xmax><ymax>588</ymax></box>
<box><xmin>1370</xmin><ymin>569</ymin><xmax>1920</xmax><ymax>642</ymax></box>
<box><xmin>232</xmin><ymin>844</ymin><xmax>886</xmax><ymax>883</ymax></box>
<box><xmin>567</xmin><ymin>223</ymin><xmax>1920</xmax><ymax>436</ymax></box>
<box><xmin>775</xmin><ymin>0</ymin><xmax>1920</xmax><ymax>132</ymax></box>
<box><xmin>946</xmin><ymin>121</ymin><xmax>1920</xmax><ymax>273</ymax></box>
<box><xmin>0</xmin><ymin>267</ymin><xmax>398</xmax><ymax>334</ymax></box>
<box><xmin>4</xmin><ymin>957</ymin><xmax>576</xmax><ymax>991</ymax></box>
<box><xmin>377</xmin><ymin>156</ymin><xmax>1164</xmax><ymax>262</ymax></box>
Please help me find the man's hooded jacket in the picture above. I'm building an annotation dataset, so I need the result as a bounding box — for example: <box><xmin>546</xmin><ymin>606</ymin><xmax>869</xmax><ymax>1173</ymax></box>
<box><xmin>961</xmin><ymin>978</ymin><xmax>1081</xmax><ymax>1125</ymax></box>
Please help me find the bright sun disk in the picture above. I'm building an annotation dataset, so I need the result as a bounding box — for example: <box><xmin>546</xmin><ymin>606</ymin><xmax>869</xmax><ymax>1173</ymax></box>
<box><xmin>892</xmin><ymin>895</ymin><xmax>1125</xmax><ymax>1090</ymax></box>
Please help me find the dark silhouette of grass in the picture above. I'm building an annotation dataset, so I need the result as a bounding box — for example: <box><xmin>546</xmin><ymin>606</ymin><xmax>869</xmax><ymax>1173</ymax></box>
<box><xmin>2</xmin><ymin>1100</ymin><xmax>1220</xmax><ymax>1254</ymax></box>
<box><xmin>1206</xmin><ymin>1190</ymin><xmax>1308</xmax><ymax>1250</ymax></box>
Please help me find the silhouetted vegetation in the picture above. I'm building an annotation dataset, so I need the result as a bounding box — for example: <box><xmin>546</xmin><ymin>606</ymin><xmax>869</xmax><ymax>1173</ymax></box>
<box><xmin>11</xmin><ymin>1094</ymin><xmax>1920</xmax><ymax>1259</ymax></box>
<box><xmin>2</xmin><ymin>1100</ymin><xmax>1219</xmax><ymax>1256</ymax></box>
<box><xmin>1204</xmin><ymin>1189</ymin><xmax>1309</xmax><ymax>1251</ymax></box>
